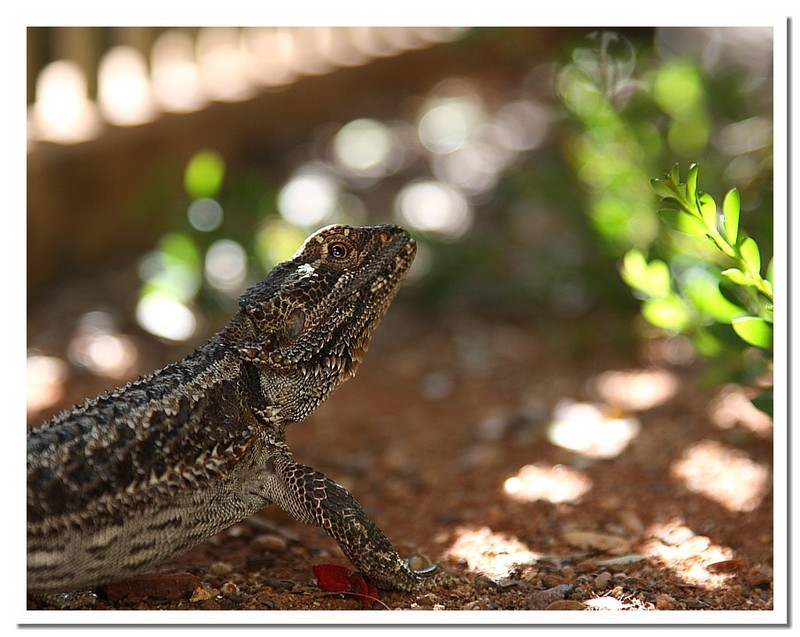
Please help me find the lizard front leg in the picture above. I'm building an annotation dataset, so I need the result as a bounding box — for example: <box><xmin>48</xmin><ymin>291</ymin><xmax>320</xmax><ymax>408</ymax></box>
<box><xmin>266</xmin><ymin>454</ymin><xmax>445</xmax><ymax>592</ymax></box>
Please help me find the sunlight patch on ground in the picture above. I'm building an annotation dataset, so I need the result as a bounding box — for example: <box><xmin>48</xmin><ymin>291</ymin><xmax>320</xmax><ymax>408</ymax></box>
<box><xmin>670</xmin><ymin>439</ymin><xmax>770</xmax><ymax>512</ymax></box>
<box><xmin>591</xmin><ymin>367</ymin><xmax>679</xmax><ymax>411</ymax></box>
<box><xmin>707</xmin><ymin>384</ymin><xmax>773</xmax><ymax>438</ymax></box>
<box><xmin>641</xmin><ymin>518</ymin><xmax>737</xmax><ymax>588</ymax></box>
<box><xmin>547</xmin><ymin>400</ymin><xmax>640</xmax><ymax>459</ymax></box>
<box><xmin>503</xmin><ymin>463</ymin><xmax>593</xmax><ymax>504</ymax></box>
<box><xmin>445</xmin><ymin>526</ymin><xmax>542</xmax><ymax>580</ymax></box>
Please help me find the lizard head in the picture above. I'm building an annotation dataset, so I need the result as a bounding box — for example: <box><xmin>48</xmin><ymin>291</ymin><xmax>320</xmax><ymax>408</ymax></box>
<box><xmin>224</xmin><ymin>224</ymin><xmax>416</xmax><ymax>420</ymax></box>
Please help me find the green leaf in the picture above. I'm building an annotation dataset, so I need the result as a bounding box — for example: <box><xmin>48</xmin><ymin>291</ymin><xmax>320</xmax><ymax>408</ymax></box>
<box><xmin>669</xmin><ymin>163</ymin><xmax>681</xmax><ymax>187</ymax></box>
<box><xmin>621</xmin><ymin>251</ymin><xmax>673</xmax><ymax>299</ymax></box>
<box><xmin>767</xmin><ymin>258</ymin><xmax>774</xmax><ymax>287</ymax></box>
<box><xmin>621</xmin><ymin>250</ymin><xmax>649</xmax><ymax>293</ymax></box>
<box><xmin>693</xmin><ymin>328</ymin><xmax>724</xmax><ymax>357</ymax></box>
<box><xmin>685</xmin><ymin>164</ymin><xmax>699</xmax><ymax>202</ymax></box>
<box><xmin>721</xmin><ymin>188</ymin><xmax>740</xmax><ymax>245</ymax></box>
<box><xmin>683</xmin><ymin>272</ymin><xmax>744</xmax><ymax>324</ymax></box>
<box><xmin>642</xmin><ymin>297</ymin><xmax>692</xmax><ymax>331</ymax></box>
<box><xmin>731</xmin><ymin>316</ymin><xmax>773</xmax><ymax>349</ymax></box>
<box><xmin>739</xmin><ymin>237</ymin><xmax>762</xmax><ymax>275</ymax></box>
<box><xmin>697</xmin><ymin>192</ymin><xmax>717</xmax><ymax>230</ymax></box>
<box><xmin>658</xmin><ymin>208</ymin><xmax>708</xmax><ymax>238</ymax></box>
<box><xmin>645</xmin><ymin>259</ymin><xmax>673</xmax><ymax>299</ymax></box>
<box><xmin>650</xmin><ymin>177</ymin><xmax>676</xmax><ymax>200</ymax></box>
<box><xmin>722</xmin><ymin>268</ymin><xmax>755</xmax><ymax>287</ymax></box>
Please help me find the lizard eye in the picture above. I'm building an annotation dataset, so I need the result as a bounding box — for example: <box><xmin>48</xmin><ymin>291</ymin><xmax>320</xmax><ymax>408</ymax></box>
<box><xmin>328</xmin><ymin>242</ymin><xmax>349</xmax><ymax>259</ymax></box>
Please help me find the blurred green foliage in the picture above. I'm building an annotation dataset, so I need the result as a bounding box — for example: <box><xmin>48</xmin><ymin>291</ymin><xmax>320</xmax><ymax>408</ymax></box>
<box><xmin>555</xmin><ymin>30</ymin><xmax>772</xmax><ymax>403</ymax></box>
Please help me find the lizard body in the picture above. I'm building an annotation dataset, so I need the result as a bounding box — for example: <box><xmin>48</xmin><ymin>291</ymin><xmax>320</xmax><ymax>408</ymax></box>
<box><xmin>28</xmin><ymin>224</ymin><xmax>443</xmax><ymax>599</ymax></box>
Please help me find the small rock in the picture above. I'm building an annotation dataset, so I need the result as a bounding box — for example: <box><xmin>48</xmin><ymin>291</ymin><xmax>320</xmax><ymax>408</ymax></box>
<box><xmin>220</xmin><ymin>581</ymin><xmax>239</xmax><ymax>595</ymax></box>
<box><xmin>595</xmin><ymin>554</ymin><xmax>646</xmax><ymax>569</ymax></box>
<box><xmin>252</xmin><ymin>533</ymin><xmax>289</xmax><ymax>552</ymax></box>
<box><xmin>226</xmin><ymin>523</ymin><xmax>249</xmax><ymax>538</ymax></box>
<box><xmin>655</xmin><ymin>593</ymin><xmax>677</xmax><ymax>610</ymax></box>
<box><xmin>562</xmin><ymin>530</ymin><xmax>632</xmax><ymax>553</ymax></box>
<box><xmin>210</xmin><ymin>561</ymin><xmax>233</xmax><ymax>576</ymax></box>
<box><xmin>593</xmin><ymin>571</ymin><xmax>612</xmax><ymax>589</ymax></box>
<box><xmin>257</xmin><ymin>576</ymin><xmax>296</xmax><ymax>591</ymax></box>
<box><xmin>190</xmin><ymin>587</ymin><xmax>212</xmax><ymax>602</ymax></box>
<box><xmin>528</xmin><ymin>584</ymin><xmax>573</xmax><ymax>610</ymax></box>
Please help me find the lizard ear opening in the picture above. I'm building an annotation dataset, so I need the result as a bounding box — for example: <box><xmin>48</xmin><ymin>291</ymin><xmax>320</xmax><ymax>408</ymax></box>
<box><xmin>286</xmin><ymin>308</ymin><xmax>306</xmax><ymax>340</ymax></box>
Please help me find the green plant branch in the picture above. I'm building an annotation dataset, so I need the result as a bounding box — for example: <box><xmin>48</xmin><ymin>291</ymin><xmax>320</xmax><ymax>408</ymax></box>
<box><xmin>651</xmin><ymin>163</ymin><xmax>773</xmax><ymax>304</ymax></box>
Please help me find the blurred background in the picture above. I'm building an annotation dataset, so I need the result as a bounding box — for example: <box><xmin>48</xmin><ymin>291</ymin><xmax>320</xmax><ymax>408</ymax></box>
<box><xmin>26</xmin><ymin>26</ymin><xmax>774</xmax><ymax>424</ymax></box>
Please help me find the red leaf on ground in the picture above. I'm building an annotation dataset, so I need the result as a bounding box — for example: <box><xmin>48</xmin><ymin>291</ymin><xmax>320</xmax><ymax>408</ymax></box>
<box><xmin>349</xmin><ymin>573</ymin><xmax>379</xmax><ymax>609</ymax></box>
<box><xmin>313</xmin><ymin>564</ymin><xmax>380</xmax><ymax>609</ymax></box>
<box><xmin>312</xmin><ymin>563</ymin><xmax>352</xmax><ymax>592</ymax></box>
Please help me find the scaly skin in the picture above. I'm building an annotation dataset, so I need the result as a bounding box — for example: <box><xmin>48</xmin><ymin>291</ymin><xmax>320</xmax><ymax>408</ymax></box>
<box><xmin>28</xmin><ymin>224</ymin><xmax>447</xmax><ymax>601</ymax></box>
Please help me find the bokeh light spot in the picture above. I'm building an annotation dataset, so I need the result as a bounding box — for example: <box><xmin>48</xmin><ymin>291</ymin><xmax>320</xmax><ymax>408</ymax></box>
<box><xmin>205</xmin><ymin>239</ymin><xmax>248</xmax><ymax>293</ymax></box>
<box><xmin>136</xmin><ymin>292</ymin><xmax>197</xmax><ymax>342</ymax></box>
<box><xmin>395</xmin><ymin>180</ymin><xmax>472</xmax><ymax>239</ymax></box>
<box><xmin>151</xmin><ymin>30</ymin><xmax>205</xmax><ymax>113</ymax></box>
<box><xmin>187</xmin><ymin>198</ymin><xmax>224</xmax><ymax>232</ymax></box>
<box><xmin>184</xmin><ymin>150</ymin><xmax>225</xmax><ymax>199</ymax></box>
<box><xmin>653</xmin><ymin>62</ymin><xmax>705</xmax><ymax>118</ymax></box>
<box><xmin>418</xmin><ymin>96</ymin><xmax>485</xmax><ymax>155</ymax></box>
<box><xmin>255</xmin><ymin>220</ymin><xmax>308</xmax><ymax>269</ymax></box>
<box><xmin>27</xmin><ymin>354</ymin><xmax>68</xmax><ymax>414</ymax></box>
<box><xmin>97</xmin><ymin>46</ymin><xmax>155</xmax><ymax>126</ymax></box>
<box><xmin>67</xmin><ymin>311</ymin><xmax>138</xmax><ymax>379</ymax></box>
<box><xmin>278</xmin><ymin>166</ymin><xmax>339</xmax><ymax>227</ymax></box>
<box><xmin>32</xmin><ymin>60</ymin><xmax>100</xmax><ymax>143</ymax></box>
<box><xmin>332</xmin><ymin>118</ymin><xmax>395</xmax><ymax>178</ymax></box>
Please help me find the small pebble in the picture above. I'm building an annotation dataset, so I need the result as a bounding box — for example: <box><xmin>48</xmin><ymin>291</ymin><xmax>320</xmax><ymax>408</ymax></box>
<box><xmin>594</xmin><ymin>571</ymin><xmax>612</xmax><ymax>589</ymax></box>
<box><xmin>252</xmin><ymin>533</ymin><xmax>289</xmax><ymax>552</ymax></box>
<box><xmin>221</xmin><ymin>581</ymin><xmax>239</xmax><ymax>595</ymax></box>
<box><xmin>190</xmin><ymin>587</ymin><xmax>212</xmax><ymax>602</ymax></box>
<box><xmin>655</xmin><ymin>593</ymin><xmax>677</xmax><ymax>610</ymax></box>
<box><xmin>210</xmin><ymin>561</ymin><xmax>233</xmax><ymax>576</ymax></box>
